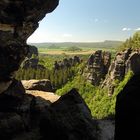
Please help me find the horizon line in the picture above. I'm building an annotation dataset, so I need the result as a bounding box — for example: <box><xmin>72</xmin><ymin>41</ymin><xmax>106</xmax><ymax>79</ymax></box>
<box><xmin>27</xmin><ymin>40</ymin><xmax>124</xmax><ymax>44</ymax></box>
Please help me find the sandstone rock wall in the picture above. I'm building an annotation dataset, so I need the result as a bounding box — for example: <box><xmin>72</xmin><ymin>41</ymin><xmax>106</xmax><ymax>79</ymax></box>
<box><xmin>54</xmin><ymin>56</ymin><xmax>81</xmax><ymax>70</ymax></box>
<box><xmin>84</xmin><ymin>50</ymin><xmax>111</xmax><ymax>86</ymax></box>
<box><xmin>102</xmin><ymin>48</ymin><xmax>140</xmax><ymax>95</ymax></box>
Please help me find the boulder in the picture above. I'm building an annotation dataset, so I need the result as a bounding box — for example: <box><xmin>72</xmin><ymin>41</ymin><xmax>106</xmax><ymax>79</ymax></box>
<box><xmin>22</xmin><ymin>79</ymin><xmax>53</xmax><ymax>92</ymax></box>
<box><xmin>40</xmin><ymin>89</ymin><xmax>98</xmax><ymax>140</ymax></box>
<box><xmin>26</xmin><ymin>90</ymin><xmax>60</xmax><ymax>103</ymax></box>
<box><xmin>0</xmin><ymin>79</ymin><xmax>98</xmax><ymax>140</ymax></box>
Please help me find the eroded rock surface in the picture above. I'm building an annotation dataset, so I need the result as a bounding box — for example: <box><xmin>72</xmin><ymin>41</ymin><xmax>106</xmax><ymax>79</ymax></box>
<box><xmin>102</xmin><ymin>48</ymin><xmax>140</xmax><ymax>95</ymax></box>
<box><xmin>22</xmin><ymin>79</ymin><xmax>53</xmax><ymax>92</ymax></box>
<box><xmin>84</xmin><ymin>50</ymin><xmax>111</xmax><ymax>86</ymax></box>
<box><xmin>54</xmin><ymin>56</ymin><xmax>81</xmax><ymax>70</ymax></box>
<box><xmin>0</xmin><ymin>0</ymin><xmax>59</xmax><ymax>93</ymax></box>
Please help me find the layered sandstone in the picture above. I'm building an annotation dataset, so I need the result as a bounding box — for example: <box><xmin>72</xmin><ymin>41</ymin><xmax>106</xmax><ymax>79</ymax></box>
<box><xmin>102</xmin><ymin>48</ymin><xmax>140</xmax><ymax>95</ymax></box>
<box><xmin>84</xmin><ymin>50</ymin><xmax>111</xmax><ymax>86</ymax></box>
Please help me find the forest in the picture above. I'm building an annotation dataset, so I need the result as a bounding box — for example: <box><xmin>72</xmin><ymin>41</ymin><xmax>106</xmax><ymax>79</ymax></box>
<box><xmin>16</xmin><ymin>32</ymin><xmax>140</xmax><ymax>119</ymax></box>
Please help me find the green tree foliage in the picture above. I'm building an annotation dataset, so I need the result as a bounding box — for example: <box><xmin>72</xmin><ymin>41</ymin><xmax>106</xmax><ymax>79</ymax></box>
<box><xmin>113</xmin><ymin>71</ymin><xmax>134</xmax><ymax>95</ymax></box>
<box><xmin>119</xmin><ymin>31</ymin><xmax>140</xmax><ymax>50</ymax></box>
<box><xmin>56</xmin><ymin>70</ymin><xmax>133</xmax><ymax>119</ymax></box>
<box><xmin>64</xmin><ymin>46</ymin><xmax>82</xmax><ymax>52</ymax></box>
<box><xmin>16</xmin><ymin>64</ymin><xmax>79</xmax><ymax>89</ymax></box>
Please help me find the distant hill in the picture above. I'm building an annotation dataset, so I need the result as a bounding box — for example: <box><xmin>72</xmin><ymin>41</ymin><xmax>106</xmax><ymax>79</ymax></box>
<box><xmin>29</xmin><ymin>40</ymin><xmax>123</xmax><ymax>49</ymax></box>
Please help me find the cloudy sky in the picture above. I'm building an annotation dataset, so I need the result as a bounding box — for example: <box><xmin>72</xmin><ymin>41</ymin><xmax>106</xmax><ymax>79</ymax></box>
<box><xmin>27</xmin><ymin>0</ymin><xmax>140</xmax><ymax>43</ymax></box>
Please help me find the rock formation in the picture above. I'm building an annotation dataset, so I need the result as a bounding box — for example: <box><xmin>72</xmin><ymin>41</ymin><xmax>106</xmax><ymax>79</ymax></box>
<box><xmin>0</xmin><ymin>0</ymin><xmax>59</xmax><ymax>93</ymax></box>
<box><xmin>27</xmin><ymin>45</ymin><xmax>38</xmax><ymax>58</ymax></box>
<box><xmin>102</xmin><ymin>48</ymin><xmax>140</xmax><ymax>95</ymax></box>
<box><xmin>40</xmin><ymin>89</ymin><xmax>98</xmax><ymax>140</ymax></box>
<box><xmin>22</xmin><ymin>58</ymin><xmax>46</xmax><ymax>70</ymax></box>
<box><xmin>54</xmin><ymin>56</ymin><xmax>81</xmax><ymax>70</ymax></box>
<box><xmin>0</xmin><ymin>1</ymin><xmax>101</xmax><ymax>140</ymax></box>
<box><xmin>84</xmin><ymin>50</ymin><xmax>111</xmax><ymax>86</ymax></box>
<box><xmin>22</xmin><ymin>79</ymin><xmax>53</xmax><ymax>92</ymax></box>
<box><xmin>21</xmin><ymin>45</ymin><xmax>46</xmax><ymax>70</ymax></box>
<box><xmin>115</xmin><ymin>73</ymin><xmax>140</xmax><ymax>140</ymax></box>
<box><xmin>0</xmin><ymin>86</ymin><xmax>98</xmax><ymax>140</ymax></box>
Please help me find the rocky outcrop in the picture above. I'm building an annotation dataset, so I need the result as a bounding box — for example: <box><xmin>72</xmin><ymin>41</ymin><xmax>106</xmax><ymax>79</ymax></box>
<box><xmin>22</xmin><ymin>58</ymin><xmax>46</xmax><ymax>70</ymax></box>
<box><xmin>39</xmin><ymin>89</ymin><xmax>98</xmax><ymax>140</ymax></box>
<box><xmin>21</xmin><ymin>45</ymin><xmax>43</xmax><ymax>69</ymax></box>
<box><xmin>26</xmin><ymin>90</ymin><xmax>60</xmax><ymax>103</ymax></box>
<box><xmin>84</xmin><ymin>50</ymin><xmax>111</xmax><ymax>86</ymax></box>
<box><xmin>22</xmin><ymin>79</ymin><xmax>53</xmax><ymax>92</ymax></box>
<box><xmin>0</xmin><ymin>0</ymin><xmax>59</xmax><ymax>93</ymax></box>
<box><xmin>54</xmin><ymin>56</ymin><xmax>81</xmax><ymax>70</ymax></box>
<box><xmin>27</xmin><ymin>45</ymin><xmax>38</xmax><ymax>58</ymax></box>
<box><xmin>115</xmin><ymin>74</ymin><xmax>140</xmax><ymax>140</ymax></box>
<box><xmin>0</xmin><ymin>84</ymin><xmax>98</xmax><ymax>140</ymax></box>
<box><xmin>102</xmin><ymin>48</ymin><xmax>140</xmax><ymax>95</ymax></box>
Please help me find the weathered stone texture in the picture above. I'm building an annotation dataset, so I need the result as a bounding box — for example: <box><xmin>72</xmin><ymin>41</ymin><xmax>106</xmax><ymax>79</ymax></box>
<box><xmin>84</xmin><ymin>50</ymin><xmax>111</xmax><ymax>86</ymax></box>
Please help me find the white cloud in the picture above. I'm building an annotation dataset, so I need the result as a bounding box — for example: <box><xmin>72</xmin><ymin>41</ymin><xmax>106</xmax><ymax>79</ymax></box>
<box><xmin>135</xmin><ymin>28</ymin><xmax>140</xmax><ymax>31</ymax></box>
<box><xmin>122</xmin><ymin>27</ymin><xmax>131</xmax><ymax>31</ymax></box>
<box><xmin>62</xmin><ymin>33</ymin><xmax>72</xmax><ymax>37</ymax></box>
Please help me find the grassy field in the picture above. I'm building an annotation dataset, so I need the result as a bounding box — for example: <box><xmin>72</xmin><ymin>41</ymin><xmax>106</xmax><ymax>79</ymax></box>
<box><xmin>30</xmin><ymin>40</ymin><xmax>121</xmax><ymax>55</ymax></box>
<box><xmin>38</xmin><ymin>47</ymin><xmax>117</xmax><ymax>55</ymax></box>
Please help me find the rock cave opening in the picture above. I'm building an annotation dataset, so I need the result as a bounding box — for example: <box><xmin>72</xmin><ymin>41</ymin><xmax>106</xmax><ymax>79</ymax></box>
<box><xmin>0</xmin><ymin>0</ymin><xmax>140</xmax><ymax>140</ymax></box>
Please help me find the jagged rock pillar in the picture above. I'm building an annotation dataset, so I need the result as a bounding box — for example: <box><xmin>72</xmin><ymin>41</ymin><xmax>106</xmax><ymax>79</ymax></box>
<box><xmin>0</xmin><ymin>0</ymin><xmax>59</xmax><ymax>93</ymax></box>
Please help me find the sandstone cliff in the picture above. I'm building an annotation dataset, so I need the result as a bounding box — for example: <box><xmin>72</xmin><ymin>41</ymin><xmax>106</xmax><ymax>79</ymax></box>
<box><xmin>54</xmin><ymin>56</ymin><xmax>81</xmax><ymax>70</ymax></box>
<box><xmin>84</xmin><ymin>50</ymin><xmax>111</xmax><ymax>86</ymax></box>
<box><xmin>102</xmin><ymin>48</ymin><xmax>140</xmax><ymax>95</ymax></box>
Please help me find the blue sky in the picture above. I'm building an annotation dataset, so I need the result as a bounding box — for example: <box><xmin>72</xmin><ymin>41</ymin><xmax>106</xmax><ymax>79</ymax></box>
<box><xmin>27</xmin><ymin>0</ymin><xmax>140</xmax><ymax>43</ymax></box>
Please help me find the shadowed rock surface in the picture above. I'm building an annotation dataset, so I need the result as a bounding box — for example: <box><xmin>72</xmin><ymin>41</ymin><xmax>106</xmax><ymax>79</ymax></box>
<box><xmin>40</xmin><ymin>89</ymin><xmax>98</xmax><ymax>140</ymax></box>
<box><xmin>27</xmin><ymin>45</ymin><xmax>38</xmax><ymax>58</ymax></box>
<box><xmin>97</xmin><ymin>120</ymin><xmax>115</xmax><ymax>140</ymax></box>
<box><xmin>21</xmin><ymin>45</ymin><xmax>46</xmax><ymax>70</ymax></box>
<box><xmin>0</xmin><ymin>85</ymin><xmax>98</xmax><ymax>140</ymax></box>
<box><xmin>0</xmin><ymin>0</ymin><xmax>59</xmax><ymax>93</ymax></box>
<box><xmin>115</xmin><ymin>74</ymin><xmax>140</xmax><ymax>140</ymax></box>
